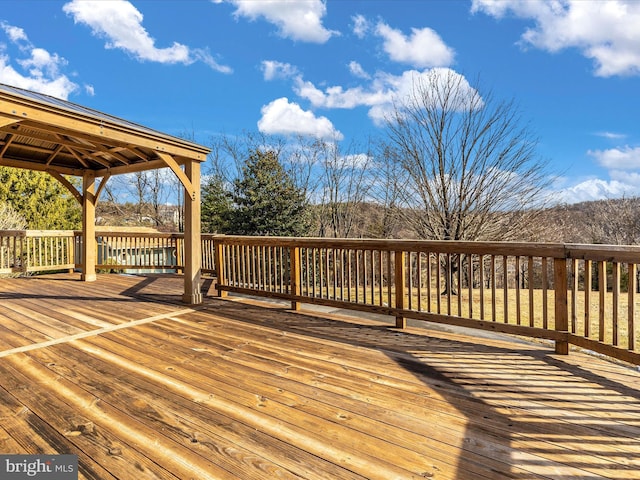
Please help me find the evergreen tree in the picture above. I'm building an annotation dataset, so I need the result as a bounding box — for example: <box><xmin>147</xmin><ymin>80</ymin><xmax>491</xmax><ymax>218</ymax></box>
<box><xmin>0</xmin><ymin>167</ymin><xmax>81</xmax><ymax>229</ymax></box>
<box><xmin>229</xmin><ymin>149</ymin><xmax>309</xmax><ymax>236</ymax></box>
<box><xmin>201</xmin><ymin>173</ymin><xmax>233</xmax><ymax>233</ymax></box>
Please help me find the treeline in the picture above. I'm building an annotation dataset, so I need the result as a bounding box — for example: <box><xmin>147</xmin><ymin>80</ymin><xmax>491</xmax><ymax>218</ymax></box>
<box><xmin>2</xmin><ymin>161</ymin><xmax>640</xmax><ymax>247</ymax></box>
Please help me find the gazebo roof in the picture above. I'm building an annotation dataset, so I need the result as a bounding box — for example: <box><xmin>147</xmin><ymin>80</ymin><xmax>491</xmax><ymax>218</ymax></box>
<box><xmin>0</xmin><ymin>83</ymin><xmax>209</xmax><ymax>178</ymax></box>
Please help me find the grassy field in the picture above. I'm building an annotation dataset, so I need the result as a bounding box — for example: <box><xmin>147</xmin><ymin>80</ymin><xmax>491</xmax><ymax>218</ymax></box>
<box><xmin>302</xmin><ymin>284</ymin><xmax>640</xmax><ymax>350</ymax></box>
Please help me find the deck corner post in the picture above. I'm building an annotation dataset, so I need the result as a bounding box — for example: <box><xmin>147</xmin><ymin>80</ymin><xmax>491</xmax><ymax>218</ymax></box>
<box><xmin>394</xmin><ymin>250</ymin><xmax>406</xmax><ymax>329</ymax></box>
<box><xmin>214</xmin><ymin>237</ymin><xmax>228</xmax><ymax>298</ymax></box>
<box><xmin>290</xmin><ymin>245</ymin><xmax>301</xmax><ymax>311</ymax></box>
<box><xmin>554</xmin><ymin>257</ymin><xmax>569</xmax><ymax>355</ymax></box>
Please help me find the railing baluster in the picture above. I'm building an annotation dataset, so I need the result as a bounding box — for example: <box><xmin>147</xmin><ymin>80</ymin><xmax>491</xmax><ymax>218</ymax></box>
<box><xmin>628</xmin><ymin>263</ymin><xmax>636</xmax><ymax>351</ymax></box>
<box><xmin>491</xmin><ymin>255</ymin><xmax>496</xmax><ymax>322</ymax></box>
<box><xmin>479</xmin><ymin>254</ymin><xmax>485</xmax><ymax>320</ymax></box>
<box><xmin>515</xmin><ymin>256</ymin><xmax>521</xmax><ymax>326</ymax></box>
<box><xmin>468</xmin><ymin>254</ymin><xmax>474</xmax><ymax>320</ymax></box>
<box><xmin>457</xmin><ymin>254</ymin><xmax>463</xmax><ymax>317</ymax></box>
<box><xmin>554</xmin><ymin>257</ymin><xmax>569</xmax><ymax>355</ymax></box>
<box><xmin>427</xmin><ymin>252</ymin><xmax>432</xmax><ymax>313</ymax></box>
<box><xmin>612</xmin><ymin>261</ymin><xmax>620</xmax><ymax>346</ymax></box>
<box><xmin>503</xmin><ymin>255</ymin><xmax>509</xmax><ymax>324</ymax></box>
<box><xmin>570</xmin><ymin>258</ymin><xmax>577</xmax><ymax>333</ymax></box>
<box><xmin>542</xmin><ymin>257</ymin><xmax>549</xmax><ymax>330</ymax></box>
<box><xmin>395</xmin><ymin>249</ymin><xmax>406</xmax><ymax>329</ymax></box>
<box><xmin>599</xmin><ymin>260</ymin><xmax>607</xmax><ymax>342</ymax></box>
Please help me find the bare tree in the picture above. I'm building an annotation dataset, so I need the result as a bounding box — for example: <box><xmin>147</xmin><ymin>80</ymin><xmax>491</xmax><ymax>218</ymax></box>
<box><xmin>382</xmin><ymin>69</ymin><xmax>551</xmax><ymax>242</ymax></box>
<box><xmin>0</xmin><ymin>202</ymin><xmax>26</xmax><ymax>229</ymax></box>
<box><xmin>315</xmin><ymin>140</ymin><xmax>375</xmax><ymax>238</ymax></box>
<box><xmin>586</xmin><ymin>196</ymin><xmax>640</xmax><ymax>245</ymax></box>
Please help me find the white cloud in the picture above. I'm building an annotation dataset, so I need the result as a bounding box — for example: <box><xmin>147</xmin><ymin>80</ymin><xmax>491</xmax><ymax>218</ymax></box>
<box><xmin>294</xmin><ymin>74</ymin><xmax>389</xmax><ymax>110</ymax></box>
<box><xmin>63</xmin><ymin>0</ymin><xmax>231</xmax><ymax>73</ymax></box>
<box><xmin>375</xmin><ymin>21</ymin><xmax>454</xmax><ymax>68</ymax></box>
<box><xmin>2</xmin><ymin>24</ymin><xmax>27</xmax><ymax>43</ymax></box>
<box><xmin>257</xmin><ymin>97</ymin><xmax>343</xmax><ymax>140</ymax></box>
<box><xmin>294</xmin><ymin>67</ymin><xmax>479</xmax><ymax>126</ymax></box>
<box><xmin>352</xmin><ymin>14</ymin><xmax>369</xmax><ymax>39</ymax></box>
<box><xmin>588</xmin><ymin>146</ymin><xmax>640</xmax><ymax>169</ymax></box>
<box><xmin>261</xmin><ymin>60</ymin><xmax>298</xmax><ymax>81</ymax></box>
<box><xmin>596</xmin><ymin>131</ymin><xmax>627</xmax><ymax>140</ymax></box>
<box><xmin>0</xmin><ymin>22</ymin><xmax>77</xmax><ymax>99</ymax></box>
<box><xmin>348</xmin><ymin>61</ymin><xmax>370</xmax><ymax>79</ymax></box>
<box><xmin>554</xmin><ymin>177</ymin><xmax>638</xmax><ymax>203</ymax></box>
<box><xmin>223</xmin><ymin>0</ymin><xmax>336</xmax><ymax>43</ymax></box>
<box><xmin>472</xmin><ymin>0</ymin><xmax>640</xmax><ymax>77</ymax></box>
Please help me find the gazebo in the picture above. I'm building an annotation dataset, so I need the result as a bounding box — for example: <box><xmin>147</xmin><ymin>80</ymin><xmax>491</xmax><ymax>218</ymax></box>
<box><xmin>0</xmin><ymin>83</ymin><xmax>209</xmax><ymax>304</ymax></box>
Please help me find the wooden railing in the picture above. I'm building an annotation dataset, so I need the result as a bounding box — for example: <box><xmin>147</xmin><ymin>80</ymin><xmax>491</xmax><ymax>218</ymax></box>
<box><xmin>0</xmin><ymin>230</ymin><xmax>76</xmax><ymax>274</ymax></box>
<box><xmin>94</xmin><ymin>231</ymin><xmax>183</xmax><ymax>272</ymax></box>
<box><xmin>214</xmin><ymin>236</ymin><xmax>640</xmax><ymax>366</ymax></box>
<box><xmin>3</xmin><ymin>229</ymin><xmax>640</xmax><ymax>365</ymax></box>
<box><xmin>0</xmin><ymin>230</ymin><xmax>218</xmax><ymax>275</ymax></box>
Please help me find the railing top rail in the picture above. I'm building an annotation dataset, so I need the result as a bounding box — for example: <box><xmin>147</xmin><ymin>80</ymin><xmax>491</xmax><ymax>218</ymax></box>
<box><xmin>565</xmin><ymin>243</ymin><xmax>640</xmax><ymax>263</ymax></box>
<box><xmin>213</xmin><ymin>235</ymin><xmax>568</xmax><ymax>257</ymax></box>
<box><xmin>93</xmin><ymin>232</ymin><xmax>183</xmax><ymax>239</ymax></box>
<box><xmin>25</xmin><ymin>230</ymin><xmax>77</xmax><ymax>237</ymax></box>
<box><xmin>3</xmin><ymin>229</ymin><xmax>640</xmax><ymax>263</ymax></box>
<box><xmin>213</xmin><ymin>235</ymin><xmax>640</xmax><ymax>262</ymax></box>
<box><xmin>0</xmin><ymin>230</ymin><xmax>27</xmax><ymax>237</ymax></box>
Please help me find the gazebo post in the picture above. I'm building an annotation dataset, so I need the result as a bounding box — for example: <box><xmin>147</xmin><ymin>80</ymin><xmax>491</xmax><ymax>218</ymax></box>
<box><xmin>182</xmin><ymin>159</ymin><xmax>202</xmax><ymax>305</ymax></box>
<box><xmin>81</xmin><ymin>171</ymin><xmax>97</xmax><ymax>282</ymax></box>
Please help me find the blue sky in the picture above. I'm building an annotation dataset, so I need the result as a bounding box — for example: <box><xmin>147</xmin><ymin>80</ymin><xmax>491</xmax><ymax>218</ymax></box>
<box><xmin>2</xmin><ymin>0</ymin><xmax>640</xmax><ymax>204</ymax></box>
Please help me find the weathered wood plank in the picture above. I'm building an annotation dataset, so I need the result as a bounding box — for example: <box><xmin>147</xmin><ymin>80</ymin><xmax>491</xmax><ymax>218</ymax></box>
<box><xmin>27</xmin><ymin>342</ymin><xmax>365</xmax><ymax>480</ymax></box>
<box><xmin>1</xmin><ymin>274</ymin><xmax>640</xmax><ymax>480</ymax></box>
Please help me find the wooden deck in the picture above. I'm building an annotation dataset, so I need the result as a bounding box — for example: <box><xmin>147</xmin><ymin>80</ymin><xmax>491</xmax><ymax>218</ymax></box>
<box><xmin>0</xmin><ymin>274</ymin><xmax>639</xmax><ymax>479</ymax></box>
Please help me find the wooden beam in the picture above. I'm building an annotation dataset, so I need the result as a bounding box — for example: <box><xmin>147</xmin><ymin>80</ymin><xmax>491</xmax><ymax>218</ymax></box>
<box><xmin>64</xmin><ymin>145</ymin><xmax>90</xmax><ymax>168</ymax></box>
<box><xmin>124</xmin><ymin>145</ymin><xmax>152</xmax><ymax>162</ymax></box>
<box><xmin>45</xmin><ymin>144</ymin><xmax>65</xmax><ymax>166</ymax></box>
<box><xmin>0</xmin><ymin>132</ymin><xmax>15</xmax><ymax>157</ymax></box>
<box><xmin>0</xmin><ymin>157</ymin><xmax>84</xmax><ymax>176</ymax></box>
<box><xmin>47</xmin><ymin>170</ymin><xmax>83</xmax><ymax>205</ymax></box>
<box><xmin>81</xmin><ymin>171</ymin><xmax>97</xmax><ymax>282</ymax></box>
<box><xmin>0</xmin><ymin>101</ymin><xmax>209</xmax><ymax>161</ymax></box>
<box><xmin>182</xmin><ymin>159</ymin><xmax>202</xmax><ymax>305</ymax></box>
<box><xmin>156</xmin><ymin>152</ymin><xmax>196</xmax><ymax>200</ymax></box>
<box><xmin>95</xmin><ymin>174</ymin><xmax>111</xmax><ymax>202</ymax></box>
<box><xmin>0</xmin><ymin>125</ymin><xmax>137</xmax><ymax>167</ymax></box>
<box><xmin>94</xmin><ymin>158</ymin><xmax>170</xmax><ymax>177</ymax></box>
<box><xmin>0</xmin><ymin>114</ymin><xmax>20</xmax><ymax>128</ymax></box>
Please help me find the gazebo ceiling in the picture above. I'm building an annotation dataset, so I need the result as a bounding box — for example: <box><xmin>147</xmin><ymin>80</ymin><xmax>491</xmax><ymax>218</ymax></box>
<box><xmin>0</xmin><ymin>83</ymin><xmax>209</xmax><ymax>178</ymax></box>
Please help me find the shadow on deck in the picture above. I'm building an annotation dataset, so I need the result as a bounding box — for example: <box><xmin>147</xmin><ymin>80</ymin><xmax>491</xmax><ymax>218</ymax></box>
<box><xmin>0</xmin><ymin>273</ymin><xmax>639</xmax><ymax>479</ymax></box>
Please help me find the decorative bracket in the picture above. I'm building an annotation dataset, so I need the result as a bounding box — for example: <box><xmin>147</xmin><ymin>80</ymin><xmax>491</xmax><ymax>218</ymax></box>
<box><xmin>156</xmin><ymin>152</ymin><xmax>197</xmax><ymax>201</ymax></box>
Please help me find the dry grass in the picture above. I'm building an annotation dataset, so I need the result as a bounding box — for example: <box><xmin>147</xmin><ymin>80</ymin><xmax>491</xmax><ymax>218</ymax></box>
<box><xmin>303</xmin><ymin>285</ymin><xmax>640</xmax><ymax>350</ymax></box>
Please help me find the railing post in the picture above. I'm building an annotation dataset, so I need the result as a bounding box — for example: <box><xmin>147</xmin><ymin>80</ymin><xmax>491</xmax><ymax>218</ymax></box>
<box><xmin>20</xmin><ymin>231</ymin><xmax>28</xmax><ymax>274</ymax></box>
<box><xmin>214</xmin><ymin>238</ymin><xmax>228</xmax><ymax>298</ymax></box>
<box><xmin>554</xmin><ymin>257</ymin><xmax>569</xmax><ymax>355</ymax></box>
<box><xmin>68</xmin><ymin>234</ymin><xmax>75</xmax><ymax>273</ymax></box>
<box><xmin>394</xmin><ymin>250</ymin><xmax>406</xmax><ymax>329</ymax></box>
<box><xmin>290</xmin><ymin>246</ymin><xmax>301</xmax><ymax>311</ymax></box>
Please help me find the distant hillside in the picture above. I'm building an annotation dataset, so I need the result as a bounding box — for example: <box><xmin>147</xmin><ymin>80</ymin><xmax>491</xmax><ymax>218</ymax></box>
<box><xmin>533</xmin><ymin>197</ymin><xmax>640</xmax><ymax>245</ymax></box>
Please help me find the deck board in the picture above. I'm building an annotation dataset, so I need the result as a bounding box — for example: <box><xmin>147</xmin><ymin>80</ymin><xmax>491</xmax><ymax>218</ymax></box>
<box><xmin>0</xmin><ymin>273</ymin><xmax>639</xmax><ymax>479</ymax></box>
